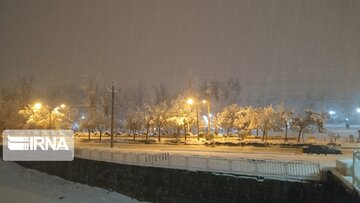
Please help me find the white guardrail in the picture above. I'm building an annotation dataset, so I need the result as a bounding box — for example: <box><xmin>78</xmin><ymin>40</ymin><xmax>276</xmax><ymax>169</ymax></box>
<box><xmin>353</xmin><ymin>151</ymin><xmax>360</xmax><ymax>193</ymax></box>
<box><xmin>74</xmin><ymin>148</ymin><xmax>321</xmax><ymax>181</ymax></box>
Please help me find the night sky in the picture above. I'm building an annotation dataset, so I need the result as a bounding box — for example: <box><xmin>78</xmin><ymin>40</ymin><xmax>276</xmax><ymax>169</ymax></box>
<box><xmin>0</xmin><ymin>0</ymin><xmax>359</xmax><ymax>102</ymax></box>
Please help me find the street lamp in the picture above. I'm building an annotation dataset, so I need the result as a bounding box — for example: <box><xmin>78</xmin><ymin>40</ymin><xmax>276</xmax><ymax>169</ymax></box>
<box><xmin>186</xmin><ymin>98</ymin><xmax>211</xmax><ymax>140</ymax></box>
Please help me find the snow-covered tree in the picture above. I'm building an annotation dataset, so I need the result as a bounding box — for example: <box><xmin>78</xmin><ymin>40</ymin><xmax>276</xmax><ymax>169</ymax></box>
<box><xmin>168</xmin><ymin>96</ymin><xmax>196</xmax><ymax>140</ymax></box>
<box><xmin>212</xmin><ymin>114</ymin><xmax>220</xmax><ymax>136</ymax></box>
<box><xmin>80</xmin><ymin>78</ymin><xmax>104</xmax><ymax>139</ymax></box>
<box><xmin>217</xmin><ymin>104</ymin><xmax>241</xmax><ymax>135</ymax></box>
<box><xmin>125</xmin><ymin>108</ymin><xmax>143</xmax><ymax>140</ymax></box>
<box><xmin>0</xmin><ymin>90</ymin><xmax>25</xmax><ymax>131</ymax></box>
<box><xmin>19</xmin><ymin>104</ymin><xmax>49</xmax><ymax>129</ymax></box>
<box><xmin>275</xmin><ymin>103</ymin><xmax>294</xmax><ymax>142</ymax></box>
<box><xmin>19</xmin><ymin>104</ymin><xmax>72</xmax><ymax>129</ymax></box>
<box><xmin>0</xmin><ymin>77</ymin><xmax>34</xmax><ymax>132</ymax></box>
<box><xmin>80</xmin><ymin>110</ymin><xmax>97</xmax><ymax>140</ymax></box>
<box><xmin>257</xmin><ymin>106</ymin><xmax>282</xmax><ymax>142</ymax></box>
<box><xmin>291</xmin><ymin>109</ymin><xmax>327</xmax><ymax>142</ymax></box>
<box><xmin>143</xmin><ymin>105</ymin><xmax>155</xmax><ymax>140</ymax></box>
<box><xmin>247</xmin><ymin>107</ymin><xmax>261</xmax><ymax>135</ymax></box>
<box><xmin>151</xmin><ymin>101</ymin><xmax>169</xmax><ymax>141</ymax></box>
<box><xmin>234</xmin><ymin>107</ymin><xmax>253</xmax><ymax>132</ymax></box>
<box><xmin>95</xmin><ymin>113</ymin><xmax>108</xmax><ymax>141</ymax></box>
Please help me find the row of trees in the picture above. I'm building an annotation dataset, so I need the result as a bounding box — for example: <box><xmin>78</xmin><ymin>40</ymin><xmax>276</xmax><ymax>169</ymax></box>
<box><xmin>215</xmin><ymin>103</ymin><xmax>327</xmax><ymax>142</ymax></box>
<box><xmin>124</xmin><ymin>96</ymin><xmax>198</xmax><ymax>141</ymax></box>
<box><xmin>13</xmin><ymin>92</ymin><xmax>327</xmax><ymax>143</ymax></box>
<box><xmin>1</xmin><ymin>76</ymin><xmax>328</xmax><ymax>143</ymax></box>
<box><xmin>78</xmin><ymin>92</ymin><xmax>327</xmax><ymax>143</ymax></box>
<box><xmin>19</xmin><ymin>104</ymin><xmax>75</xmax><ymax>129</ymax></box>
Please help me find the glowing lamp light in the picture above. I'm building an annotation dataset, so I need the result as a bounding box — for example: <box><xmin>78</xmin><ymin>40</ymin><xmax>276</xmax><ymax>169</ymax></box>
<box><xmin>187</xmin><ymin>98</ymin><xmax>194</xmax><ymax>105</ymax></box>
<box><xmin>328</xmin><ymin>111</ymin><xmax>336</xmax><ymax>115</ymax></box>
<box><xmin>34</xmin><ymin>102</ymin><xmax>42</xmax><ymax>110</ymax></box>
<box><xmin>60</xmin><ymin>104</ymin><xmax>66</xmax><ymax>109</ymax></box>
<box><xmin>357</xmin><ymin>108</ymin><xmax>360</xmax><ymax>113</ymax></box>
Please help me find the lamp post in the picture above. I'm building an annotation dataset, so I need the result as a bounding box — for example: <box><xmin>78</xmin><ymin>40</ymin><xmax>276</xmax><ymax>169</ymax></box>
<box><xmin>110</xmin><ymin>82</ymin><xmax>115</xmax><ymax>148</ymax></box>
<box><xmin>204</xmin><ymin>97</ymin><xmax>211</xmax><ymax>136</ymax></box>
<box><xmin>187</xmin><ymin>98</ymin><xmax>210</xmax><ymax>140</ymax></box>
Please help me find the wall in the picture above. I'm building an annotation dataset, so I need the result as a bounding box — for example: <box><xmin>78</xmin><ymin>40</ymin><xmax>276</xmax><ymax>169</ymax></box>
<box><xmin>15</xmin><ymin>157</ymin><xmax>358</xmax><ymax>203</ymax></box>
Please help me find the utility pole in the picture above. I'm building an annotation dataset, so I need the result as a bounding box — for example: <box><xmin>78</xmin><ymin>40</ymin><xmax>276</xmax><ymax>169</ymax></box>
<box><xmin>110</xmin><ymin>82</ymin><xmax>115</xmax><ymax>148</ymax></box>
<box><xmin>207</xmin><ymin>95</ymin><xmax>211</xmax><ymax>136</ymax></box>
<box><xmin>196</xmin><ymin>105</ymin><xmax>199</xmax><ymax>140</ymax></box>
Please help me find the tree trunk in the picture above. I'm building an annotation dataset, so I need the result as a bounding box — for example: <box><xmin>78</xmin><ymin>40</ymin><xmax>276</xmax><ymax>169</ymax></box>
<box><xmin>99</xmin><ymin>130</ymin><xmax>102</xmax><ymax>141</ymax></box>
<box><xmin>133</xmin><ymin>130</ymin><xmax>136</xmax><ymax>141</ymax></box>
<box><xmin>184</xmin><ymin>127</ymin><xmax>187</xmax><ymax>141</ymax></box>
<box><xmin>158</xmin><ymin>126</ymin><xmax>161</xmax><ymax>142</ymax></box>
<box><xmin>262</xmin><ymin>130</ymin><xmax>265</xmax><ymax>141</ymax></box>
<box><xmin>297</xmin><ymin>128</ymin><xmax>303</xmax><ymax>143</ymax></box>
<box><xmin>146</xmin><ymin>127</ymin><xmax>149</xmax><ymax>140</ymax></box>
<box><xmin>264</xmin><ymin>129</ymin><xmax>268</xmax><ymax>142</ymax></box>
<box><xmin>284</xmin><ymin>123</ymin><xmax>288</xmax><ymax>142</ymax></box>
<box><xmin>88</xmin><ymin>130</ymin><xmax>91</xmax><ymax>140</ymax></box>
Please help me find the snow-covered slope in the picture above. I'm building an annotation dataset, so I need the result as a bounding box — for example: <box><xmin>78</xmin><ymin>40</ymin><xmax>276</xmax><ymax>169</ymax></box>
<box><xmin>0</xmin><ymin>160</ymin><xmax>142</xmax><ymax>203</ymax></box>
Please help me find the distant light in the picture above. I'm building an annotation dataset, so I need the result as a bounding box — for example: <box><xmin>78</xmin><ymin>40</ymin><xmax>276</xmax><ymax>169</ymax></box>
<box><xmin>357</xmin><ymin>108</ymin><xmax>360</xmax><ymax>113</ymax></box>
<box><xmin>60</xmin><ymin>104</ymin><xmax>66</xmax><ymax>109</ymax></box>
<box><xmin>202</xmin><ymin>100</ymin><xmax>207</xmax><ymax>104</ymax></box>
<box><xmin>187</xmin><ymin>98</ymin><xmax>194</xmax><ymax>105</ymax></box>
<box><xmin>81</xmin><ymin>116</ymin><xmax>85</xmax><ymax>119</ymax></box>
<box><xmin>329</xmin><ymin>111</ymin><xmax>336</xmax><ymax>115</ymax></box>
<box><xmin>202</xmin><ymin>115</ymin><xmax>208</xmax><ymax>124</ymax></box>
<box><xmin>34</xmin><ymin>102</ymin><xmax>42</xmax><ymax>110</ymax></box>
<box><xmin>345</xmin><ymin>118</ymin><xmax>349</xmax><ymax>121</ymax></box>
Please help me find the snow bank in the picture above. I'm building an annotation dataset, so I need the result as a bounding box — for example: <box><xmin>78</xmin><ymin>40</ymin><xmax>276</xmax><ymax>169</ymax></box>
<box><xmin>0</xmin><ymin>160</ymin><xmax>143</xmax><ymax>203</ymax></box>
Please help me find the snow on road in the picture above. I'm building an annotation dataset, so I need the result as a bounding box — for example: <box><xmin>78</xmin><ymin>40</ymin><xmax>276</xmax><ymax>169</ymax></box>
<box><xmin>0</xmin><ymin>160</ymin><xmax>143</xmax><ymax>203</ymax></box>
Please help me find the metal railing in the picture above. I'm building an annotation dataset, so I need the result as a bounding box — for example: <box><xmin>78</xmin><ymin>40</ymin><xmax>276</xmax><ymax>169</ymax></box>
<box><xmin>353</xmin><ymin>151</ymin><xmax>360</xmax><ymax>193</ymax></box>
<box><xmin>74</xmin><ymin>148</ymin><xmax>321</xmax><ymax>181</ymax></box>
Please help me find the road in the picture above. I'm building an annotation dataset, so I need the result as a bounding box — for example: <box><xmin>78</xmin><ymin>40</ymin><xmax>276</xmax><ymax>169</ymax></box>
<box><xmin>74</xmin><ymin>139</ymin><xmax>356</xmax><ymax>168</ymax></box>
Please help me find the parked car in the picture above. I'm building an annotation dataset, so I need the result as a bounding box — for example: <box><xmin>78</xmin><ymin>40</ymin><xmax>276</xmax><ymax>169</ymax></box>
<box><xmin>303</xmin><ymin>145</ymin><xmax>342</xmax><ymax>155</ymax></box>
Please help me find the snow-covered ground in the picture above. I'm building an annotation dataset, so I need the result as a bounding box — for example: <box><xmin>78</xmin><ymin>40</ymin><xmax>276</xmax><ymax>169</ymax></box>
<box><xmin>0</xmin><ymin>160</ymin><xmax>142</xmax><ymax>203</ymax></box>
<box><xmin>76</xmin><ymin>124</ymin><xmax>360</xmax><ymax>144</ymax></box>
